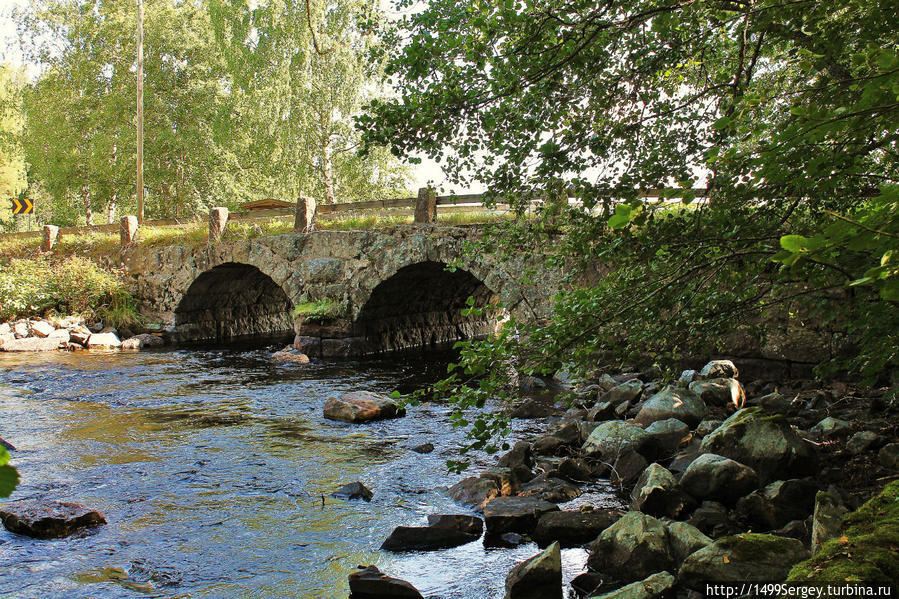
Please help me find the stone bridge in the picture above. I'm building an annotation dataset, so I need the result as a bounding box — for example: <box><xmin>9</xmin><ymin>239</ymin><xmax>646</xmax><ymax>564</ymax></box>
<box><xmin>123</xmin><ymin>226</ymin><xmax>562</xmax><ymax>357</ymax></box>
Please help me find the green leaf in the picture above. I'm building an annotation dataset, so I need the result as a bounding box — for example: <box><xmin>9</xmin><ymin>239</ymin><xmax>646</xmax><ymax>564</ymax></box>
<box><xmin>608</xmin><ymin>204</ymin><xmax>634</xmax><ymax>229</ymax></box>
<box><xmin>0</xmin><ymin>448</ymin><xmax>18</xmax><ymax>498</ymax></box>
<box><xmin>780</xmin><ymin>235</ymin><xmax>809</xmax><ymax>252</ymax></box>
<box><xmin>880</xmin><ymin>279</ymin><xmax>899</xmax><ymax>301</ymax></box>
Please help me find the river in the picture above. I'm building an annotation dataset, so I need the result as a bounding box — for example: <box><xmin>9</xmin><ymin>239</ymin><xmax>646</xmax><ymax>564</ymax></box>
<box><xmin>0</xmin><ymin>342</ymin><xmax>622</xmax><ymax>598</ymax></box>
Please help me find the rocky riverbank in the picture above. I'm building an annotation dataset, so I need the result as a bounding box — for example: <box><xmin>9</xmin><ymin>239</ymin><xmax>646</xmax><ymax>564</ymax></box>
<box><xmin>0</xmin><ymin>316</ymin><xmax>166</xmax><ymax>352</ymax></box>
<box><xmin>348</xmin><ymin>359</ymin><xmax>898</xmax><ymax>598</ymax></box>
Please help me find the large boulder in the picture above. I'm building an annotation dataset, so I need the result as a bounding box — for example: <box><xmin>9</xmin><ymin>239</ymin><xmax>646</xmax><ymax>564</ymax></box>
<box><xmin>323</xmin><ymin>391</ymin><xmax>405</xmax><ymax>423</ymax></box>
<box><xmin>29</xmin><ymin>320</ymin><xmax>55</xmax><ymax>338</ymax></box>
<box><xmin>496</xmin><ymin>441</ymin><xmax>536</xmax><ymax>483</ymax></box>
<box><xmin>426</xmin><ymin>514</ymin><xmax>483</xmax><ymax>536</ymax></box>
<box><xmin>0</xmin><ymin>337</ymin><xmax>62</xmax><ymax>352</ymax></box>
<box><xmin>630</xmin><ymin>463</ymin><xmax>694</xmax><ymax>519</ymax></box>
<box><xmin>531</xmin><ymin>510</ymin><xmax>621</xmax><ymax>548</ymax></box>
<box><xmin>635</xmin><ymin>387</ymin><xmax>708</xmax><ymax>427</ymax></box>
<box><xmin>447</xmin><ymin>477</ymin><xmax>500</xmax><ymax>511</ymax></box>
<box><xmin>0</xmin><ymin>500</ymin><xmax>106</xmax><ymax>539</ymax></box>
<box><xmin>679</xmin><ymin>453</ymin><xmax>759</xmax><ymax>504</ymax></box>
<box><xmin>602</xmin><ymin>379</ymin><xmax>644</xmax><ymax>406</ymax></box>
<box><xmin>483</xmin><ymin>496</ymin><xmax>559</xmax><ymax>538</ymax></box>
<box><xmin>810</xmin><ymin>417</ymin><xmax>851</xmax><ymax>439</ymax></box>
<box><xmin>481</xmin><ymin>466</ymin><xmax>524</xmax><ymax>496</ymax></box>
<box><xmin>678</xmin><ymin>534</ymin><xmax>808</xmax><ymax>589</ymax></box>
<box><xmin>587</xmin><ymin>511</ymin><xmax>673</xmax><ymax>584</ymax></box>
<box><xmin>810</xmin><ymin>491</ymin><xmax>848</xmax><ymax>553</ymax></box>
<box><xmin>698</xmin><ymin>360</ymin><xmax>738</xmax><ymax>379</ymax></box>
<box><xmin>588</xmin><ymin>571</ymin><xmax>675</xmax><ymax>599</ymax></box>
<box><xmin>348</xmin><ymin>565</ymin><xmax>423</xmax><ymax>599</ymax></box>
<box><xmin>582</xmin><ymin>421</ymin><xmax>653</xmax><ymax>462</ymax></box>
<box><xmin>734</xmin><ymin>478</ymin><xmax>818</xmax><ymax>530</ymax></box>
<box><xmin>689</xmin><ymin>378</ymin><xmax>745</xmax><ymax>409</ymax></box>
<box><xmin>86</xmin><ymin>332</ymin><xmax>122</xmax><ymax>349</ymax></box>
<box><xmin>644</xmin><ymin>418</ymin><xmax>690</xmax><ymax>456</ymax></box>
<box><xmin>666</xmin><ymin>521</ymin><xmax>713</xmax><ymax>562</ymax></box>
<box><xmin>517</xmin><ymin>475</ymin><xmax>581</xmax><ymax>503</ymax></box>
<box><xmin>700</xmin><ymin>408</ymin><xmax>818</xmax><ymax>483</ymax></box>
<box><xmin>380</xmin><ymin>525</ymin><xmax>479</xmax><ymax>551</ymax></box>
<box><xmin>504</xmin><ymin>541</ymin><xmax>562</xmax><ymax>599</ymax></box>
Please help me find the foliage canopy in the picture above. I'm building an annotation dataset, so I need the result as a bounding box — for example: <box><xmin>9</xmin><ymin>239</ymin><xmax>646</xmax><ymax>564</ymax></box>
<box><xmin>363</xmin><ymin>0</ymin><xmax>899</xmax><ymax>460</ymax></box>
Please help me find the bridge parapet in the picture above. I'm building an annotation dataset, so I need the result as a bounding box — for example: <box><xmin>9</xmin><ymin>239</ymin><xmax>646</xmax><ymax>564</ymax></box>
<box><xmin>124</xmin><ymin>226</ymin><xmax>561</xmax><ymax>354</ymax></box>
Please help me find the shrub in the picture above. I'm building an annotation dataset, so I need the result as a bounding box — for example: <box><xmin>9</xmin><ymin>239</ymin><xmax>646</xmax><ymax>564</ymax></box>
<box><xmin>0</xmin><ymin>256</ymin><xmax>137</xmax><ymax>324</ymax></box>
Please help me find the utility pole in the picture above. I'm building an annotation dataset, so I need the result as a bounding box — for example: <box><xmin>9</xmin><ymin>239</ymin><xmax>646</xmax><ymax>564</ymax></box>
<box><xmin>136</xmin><ymin>0</ymin><xmax>144</xmax><ymax>222</ymax></box>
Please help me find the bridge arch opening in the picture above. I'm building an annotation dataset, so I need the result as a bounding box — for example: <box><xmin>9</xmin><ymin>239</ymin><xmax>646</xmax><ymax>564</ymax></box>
<box><xmin>175</xmin><ymin>263</ymin><xmax>293</xmax><ymax>342</ymax></box>
<box><xmin>353</xmin><ymin>261</ymin><xmax>503</xmax><ymax>354</ymax></box>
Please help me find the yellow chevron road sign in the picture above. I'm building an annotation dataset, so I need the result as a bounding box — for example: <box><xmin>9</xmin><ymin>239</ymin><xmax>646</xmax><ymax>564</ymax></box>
<box><xmin>10</xmin><ymin>198</ymin><xmax>33</xmax><ymax>215</ymax></box>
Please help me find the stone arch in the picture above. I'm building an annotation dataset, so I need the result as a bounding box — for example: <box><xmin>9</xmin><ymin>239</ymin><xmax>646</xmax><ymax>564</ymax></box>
<box><xmin>350</xmin><ymin>260</ymin><xmax>504</xmax><ymax>354</ymax></box>
<box><xmin>174</xmin><ymin>262</ymin><xmax>294</xmax><ymax>342</ymax></box>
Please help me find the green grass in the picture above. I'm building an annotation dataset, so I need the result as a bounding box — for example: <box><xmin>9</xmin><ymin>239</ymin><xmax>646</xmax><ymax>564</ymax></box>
<box><xmin>291</xmin><ymin>299</ymin><xmax>344</xmax><ymax>320</ymax></box>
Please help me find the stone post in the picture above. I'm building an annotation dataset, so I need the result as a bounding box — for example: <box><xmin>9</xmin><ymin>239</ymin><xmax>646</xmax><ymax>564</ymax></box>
<box><xmin>414</xmin><ymin>187</ymin><xmax>437</xmax><ymax>224</ymax></box>
<box><xmin>294</xmin><ymin>195</ymin><xmax>316</xmax><ymax>232</ymax></box>
<box><xmin>42</xmin><ymin>225</ymin><xmax>59</xmax><ymax>252</ymax></box>
<box><xmin>120</xmin><ymin>215</ymin><xmax>139</xmax><ymax>247</ymax></box>
<box><xmin>209</xmin><ymin>207</ymin><xmax>229</xmax><ymax>241</ymax></box>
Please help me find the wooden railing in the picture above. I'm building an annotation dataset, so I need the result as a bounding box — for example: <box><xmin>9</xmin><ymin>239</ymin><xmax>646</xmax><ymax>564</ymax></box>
<box><xmin>2</xmin><ymin>186</ymin><xmax>708</xmax><ymax>250</ymax></box>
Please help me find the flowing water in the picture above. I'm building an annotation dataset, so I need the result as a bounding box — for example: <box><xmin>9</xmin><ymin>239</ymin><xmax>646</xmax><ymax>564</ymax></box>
<box><xmin>0</xmin><ymin>342</ymin><xmax>622</xmax><ymax>598</ymax></box>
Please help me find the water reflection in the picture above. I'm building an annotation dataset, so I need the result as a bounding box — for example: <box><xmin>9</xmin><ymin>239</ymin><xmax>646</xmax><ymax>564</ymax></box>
<box><xmin>0</xmin><ymin>345</ymin><xmax>623</xmax><ymax>598</ymax></box>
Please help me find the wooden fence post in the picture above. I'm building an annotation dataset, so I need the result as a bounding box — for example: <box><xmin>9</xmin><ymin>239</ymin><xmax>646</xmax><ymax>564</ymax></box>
<box><xmin>414</xmin><ymin>187</ymin><xmax>437</xmax><ymax>224</ymax></box>
<box><xmin>120</xmin><ymin>216</ymin><xmax>139</xmax><ymax>247</ymax></box>
<box><xmin>294</xmin><ymin>195</ymin><xmax>316</xmax><ymax>232</ymax></box>
<box><xmin>209</xmin><ymin>207</ymin><xmax>229</xmax><ymax>241</ymax></box>
<box><xmin>42</xmin><ymin>225</ymin><xmax>59</xmax><ymax>251</ymax></box>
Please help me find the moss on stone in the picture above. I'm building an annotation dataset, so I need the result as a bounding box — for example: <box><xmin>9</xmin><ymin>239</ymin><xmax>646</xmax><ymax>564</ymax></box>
<box><xmin>715</xmin><ymin>533</ymin><xmax>804</xmax><ymax>562</ymax></box>
<box><xmin>787</xmin><ymin>481</ymin><xmax>899</xmax><ymax>583</ymax></box>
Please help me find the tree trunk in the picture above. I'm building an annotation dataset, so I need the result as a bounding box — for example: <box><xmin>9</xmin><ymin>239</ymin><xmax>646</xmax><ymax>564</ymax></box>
<box><xmin>82</xmin><ymin>186</ymin><xmax>94</xmax><ymax>226</ymax></box>
<box><xmin>106</xmin><ymin>192</ymin><xmax>117</xmax><ymax>224</ymax></box>
<box><xmin>321</xmin><ymin>140</ymin><xmax>335</xmax><ymax>205</ymax></box>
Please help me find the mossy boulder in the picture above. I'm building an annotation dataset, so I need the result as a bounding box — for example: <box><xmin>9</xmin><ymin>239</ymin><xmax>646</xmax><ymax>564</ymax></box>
<box><xmin>788</xmin><ymin>481</ymin><xmax>899</xmax><ymax>584</ymax></box>
<box><xmin>700</xmin><ymin>408</ymin><xmax>818</xmax><ymax>483</ymax></box>
<box><xmin>635</xmin><ymin>386</ymin><xmax>709</xmax><ymax>427</ymax></box>
<box><xmin>582</xmin><ymin>421</ymin><xmax>654</xmax><ymax>462</ymax></box>
<box><xmin>588</xmin><ymin>511</ymin><xmax>673</xmax><ymax>584</ymax></box>
<box><xmin>678</xmin><ymin>533</ymin><xmax>808</xmax><ymax>589</ymax></box>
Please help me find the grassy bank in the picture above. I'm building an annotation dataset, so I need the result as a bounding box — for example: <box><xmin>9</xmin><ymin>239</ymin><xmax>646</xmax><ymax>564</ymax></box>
<box><xmin>0</xmin><ymin>256</ymin><xmax>139</xmax><ymax>327</ymax></box>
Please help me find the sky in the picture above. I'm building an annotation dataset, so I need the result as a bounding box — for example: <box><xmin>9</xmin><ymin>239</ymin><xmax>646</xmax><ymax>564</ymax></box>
<box><xmin>0</xmin><ymin>0</ymin><xmax>477</xmax><ymax>195</ymax></box>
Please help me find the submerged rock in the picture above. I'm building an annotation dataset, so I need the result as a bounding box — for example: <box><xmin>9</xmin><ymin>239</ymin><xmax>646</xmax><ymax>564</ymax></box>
<box><xmin>426</xmin><ymin>514</ymin><xmax>483</xmax><ymax>536</ymax></box>
<box><xmin>380</xmin><ymin>525</ymin><xmax>479</xmax><ymax>551</ymax></box>
<box><xmin>331</xmin><ymin>481</ymin><xmax>373</xmax><ymax>501</ymax></box>
<box><xmin>348</xmin><ymin>565</ymin><xmax>423</xmax><ymax>599</ymax></box>
<box><xmin>272</xmin><ymin>348</ymin><xmax>310</xmax><ymax>364</ymax></box>
<box><xmin>504</xmin><ymin>541</ymin><xmax>562</xmax><ymax>599</ymax></box>
<box><xmin>447</xmin><ymin>477</ymin><xmax>500</xmax><ymax>511</ymax></box>
<box><xmin>531</xmin><ymin>509</ymin><xmax>621</xmax><ymax>548</ymax></box>
<box><xmin>409</xmin><ymin>442</ymin><xmax>434</xmax><ymax>454</ymax></box>
<box><xmin>483</xmin><ymin>496</ymin><xmax>559</xmax><ymax>538</ymax></box>
<box><xmin>323</xmin><ymin>391</ymin><xmax>404</xmax><ymax>423</ymax></box>
<box><xmin>0</xmin><ymin>500</ymin><xmax>106</xmax><ymax>539</ymax></box>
